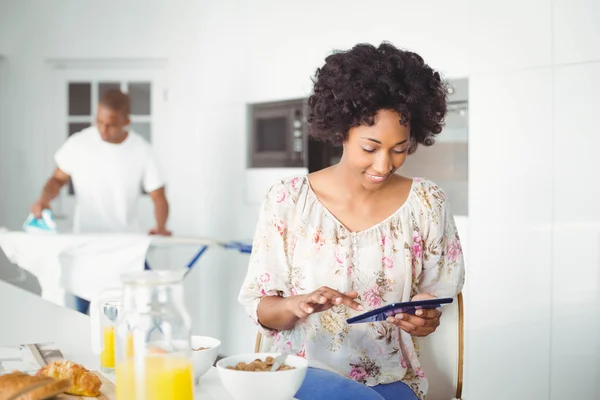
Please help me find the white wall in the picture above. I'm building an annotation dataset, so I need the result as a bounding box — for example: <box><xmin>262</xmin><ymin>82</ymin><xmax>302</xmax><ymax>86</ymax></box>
<box><xmin>551</xmin><ymin>62</ymin><xmax>600</xmax><ymax>399</ymax></box>
<box><xmin>467</xmin><ymin>1</ymin><xmax>600</xmax><ymax>399</ymax></box>
<box><xmin>0</xmin><ymin>0</ymin><xmax>599</xmax><ymax>399</ymax></box>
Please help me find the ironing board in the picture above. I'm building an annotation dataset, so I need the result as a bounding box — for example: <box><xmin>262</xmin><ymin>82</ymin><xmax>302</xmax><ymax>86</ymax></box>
<box><xmin>0</xmin><ymin>228</ymin><xmax>252</xmax><ymax>306</ymax></box>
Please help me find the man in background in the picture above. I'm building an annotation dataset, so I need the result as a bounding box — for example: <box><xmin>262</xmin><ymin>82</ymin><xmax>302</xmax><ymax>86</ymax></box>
<box><xmin>31</xmin><ymin>89</ymin><xmax>171</xmax><ymax>313</ymax></box>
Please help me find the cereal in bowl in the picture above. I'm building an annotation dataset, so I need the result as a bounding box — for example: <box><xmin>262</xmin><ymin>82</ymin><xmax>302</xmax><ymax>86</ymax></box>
<box><xmin>226</xmin><ymin>356</ymin><xmax>295</xmax><ymax>372</ymax></box>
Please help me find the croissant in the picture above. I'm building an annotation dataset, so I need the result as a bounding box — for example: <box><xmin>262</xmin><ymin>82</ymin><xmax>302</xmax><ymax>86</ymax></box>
<box><xmin>0</xmin><ymin>371</ymin><xmax>70</xmax><ymax>400</ymax></box>
<box><xmin>36</xmin><ymin>360</ymin><xmax>101</xmax><ymax>397</ymax></box>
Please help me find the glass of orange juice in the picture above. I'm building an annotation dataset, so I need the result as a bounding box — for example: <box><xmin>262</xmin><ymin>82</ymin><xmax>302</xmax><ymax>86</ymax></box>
<box><xmin>99</xmin><ymin>301</ymin><xmax>121</xmax><ymax>373</ymax></box>
<box><xmin>100</xmin><ymin>326</ymin><xmax>116</xmax><ymax>371</ymax></box>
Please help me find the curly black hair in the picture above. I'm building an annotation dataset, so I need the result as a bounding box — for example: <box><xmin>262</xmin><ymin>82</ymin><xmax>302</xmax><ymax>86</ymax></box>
<box><xmin>307</xmin><ymin>42</ymin><xmax>448</xmax><ymax>154</ymax></box>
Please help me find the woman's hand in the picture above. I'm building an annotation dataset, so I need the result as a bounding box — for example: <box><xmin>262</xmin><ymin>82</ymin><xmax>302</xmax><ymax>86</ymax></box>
<box><xmin>287</xmin><ymin>286</ymin><xmax>364</xmax><ymax>319</ymax></box>
<box><xmin>387</xmin><ymin>293</ymin><xmax>442</xmax><ymax>337</ymax></box>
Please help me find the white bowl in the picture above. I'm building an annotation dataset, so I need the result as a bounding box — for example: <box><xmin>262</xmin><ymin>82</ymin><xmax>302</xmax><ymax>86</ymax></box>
<box><xmin>190</xmin><ymin>335</ymin><xmax>221</xmax><ymax>382</ymax></box>
<box><xmin>216</xmin><ymin>352</ymin><xmax>308</xmax><ymax>400</ymax></box>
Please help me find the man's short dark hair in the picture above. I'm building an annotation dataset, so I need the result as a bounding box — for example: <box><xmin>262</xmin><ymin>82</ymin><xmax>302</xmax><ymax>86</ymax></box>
<box><xmin>99</xmin><ymin>89</ymin><xmax>131</xmax><ymax>116</ymax></box>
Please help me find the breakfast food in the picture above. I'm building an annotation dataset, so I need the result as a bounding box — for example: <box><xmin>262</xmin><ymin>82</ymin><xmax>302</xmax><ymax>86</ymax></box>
<box><xmin>147</xmin><ymin>346</ymin><xmax>168</xmax><ymax>355</ymax></box>
<box><xmin>226</xmin><ymin>356</ymin><xmax>295</xmax><ymax>372</ymax></box>
<box><xmin>36</xmin><ymin>360</ymin><xmax>102</xmax><ymax>397</ymax></box>
<box><xmin>0</xmin><ymin>371</ymin><xmax>70</xmax><ymax>400</ymax></box>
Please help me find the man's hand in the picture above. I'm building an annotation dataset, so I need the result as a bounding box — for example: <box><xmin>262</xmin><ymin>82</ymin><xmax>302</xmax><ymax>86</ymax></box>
<box><xmin>31</xmin><ymin>201</ymin><xmax>51</xmax><ymax>219</ymax></box>
<box><xmin>386</xmin><ymin>293</ymin><xmax>442</xmax><ymax>337</ymax></box>
<box><xmin>149</xmin><ymin>226</ymin><xmax>172</xmax><ymax>236</ymax></box>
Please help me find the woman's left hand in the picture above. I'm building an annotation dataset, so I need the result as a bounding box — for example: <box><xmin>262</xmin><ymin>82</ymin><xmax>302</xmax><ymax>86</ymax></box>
<box><xmin>387</xmin><ymin>293</ymin><xmax>441</xmax><ymax>337</ymax></box>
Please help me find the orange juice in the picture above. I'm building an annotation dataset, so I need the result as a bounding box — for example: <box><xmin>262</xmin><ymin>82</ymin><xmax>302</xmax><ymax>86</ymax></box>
<box><xmin>100</xmin><ymin>326</ymin><xmax>115</xmax><ymax>370</ymax></box>
<box><xmin>126</xmin><ymin>332</ymin><xmax>135</xmax><ymax>357</ymax></box>
<box><xmin>115</xmin><ymin>355</ymin><xmax>194</xmax><ymax>400</ymax></box>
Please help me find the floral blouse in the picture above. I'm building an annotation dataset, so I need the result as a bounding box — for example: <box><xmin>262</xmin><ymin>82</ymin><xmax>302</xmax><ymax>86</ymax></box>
<box><xmin>238</xmin><ymin>176</ymin><xmax>465</xmax><ymax>399</ymax></box>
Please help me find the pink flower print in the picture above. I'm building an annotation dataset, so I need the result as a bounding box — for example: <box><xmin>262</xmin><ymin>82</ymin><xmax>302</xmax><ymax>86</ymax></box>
<box><xmin>259</xmin><ymin>273</ymin><xmax>270</xmax><ymax>283</ymax></box>
<box><xmin>381</xmin><ymin>236</ymin><xmax>387</xmax><ymax>246</ymax></box>
<box><xmin>415</xmin><ymin>367</ymin><xmax>425</xmax><ymax>378</ymax></box>
<box><xmin>290</xmin><ymin>177</ymin><xmax>300</xmax><ymax>189</ymax></box>
<box><xmin>382</xmin><ymin>256</ymin><xmax>394</xmax><ymax>269</ymax></box>
<box><xmin>313</xmin><ymin>228</ymin><xmax>326</xmax><ymax>249</ymax></box>
<box><xmin>296</xmin><ymin>348</ymin><xmax>306</xmax><ymax>358</ymax></box>
<box><xmin>334</xmin><ymin>246</ymin><xmax>347</xmax><ymax>265</ymax></box>
<box><xmin>363</xmin><ymin>286</ymin><xmax>382</xmax><ymax>307</ymax></box>
<box><xmin>412</xmin><ymin>231</ymin><xmax>423</xmax><ymax>259</ymax></box>
<box><xmin>401</xmin><ymin>357</ymin><xmax>407</xmax><ymax>369</ymax></box>
<box><xmin>264</xmin><ymin>329</ymin><xmax>278</xmax><ymax>339</ymax></box>
<box><xmin>284</xmin><ymin>341</ymin><xmax>293</xmax><ymax>351</ymax></box>
<box><xmin>274</xmin><ymin>219</ymin><xmax>286</xmax><ymax>236</ymax></box>
<box><xmin>290</xmin><ymin>287</ymin><xmax>297</xmax><ymax>296</ymax></box>
<box><xmin>346</xmin><ymin>263</ymin><xmax>355</xmax><ymax>276</ymax></box>
<box><xmin>275</xmin><ymin>187</ymin><xmax>287</xmax><ymax>203</ymax></box>
<box><xmin>349</xmin><ymin>366</ymin><xmax>367</xmax><ymax>382</ymax></box>
<box><xmin>413</xmin><ymin>177</ymin><xmax>422</xmax><ymax>183</ymax></box>
<box><xmin>260</xmin><ymin>288</ymin><xmax>267</xmax><ymax>296</ymax></box>
<box><xmin>291</xmin><ymin>238</ymin><xmax>297</xmax><ymax>254</ymax></box>
<box><xmin>447</xmin><ymin>238</ymin><xmax>463</xmax><ymax>263</ymax></box>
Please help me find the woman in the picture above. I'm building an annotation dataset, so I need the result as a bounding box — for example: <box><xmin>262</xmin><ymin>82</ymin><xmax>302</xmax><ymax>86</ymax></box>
<box><xmin>238</xmin><ymin>42</ymin><xmax>465</xmax><ymax>400</ymax></box>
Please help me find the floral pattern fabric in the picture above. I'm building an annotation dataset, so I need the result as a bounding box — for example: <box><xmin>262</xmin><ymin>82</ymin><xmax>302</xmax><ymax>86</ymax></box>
<box><xmin>238</xmin><ymin>176</ymin><xmax>465</xmax><ymax>399</ymax></box>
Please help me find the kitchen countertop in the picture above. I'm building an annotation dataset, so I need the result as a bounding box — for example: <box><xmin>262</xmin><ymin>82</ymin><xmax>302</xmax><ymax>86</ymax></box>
<box><xmin>0</xmin><ymin>278</ymin><xmax>233</xmax><ymax>399</ymax></box>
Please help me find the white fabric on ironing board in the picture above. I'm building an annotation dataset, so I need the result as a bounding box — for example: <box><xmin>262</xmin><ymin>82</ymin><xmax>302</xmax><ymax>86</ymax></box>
<box><xmin>0</xmin><ymin>228</ymin><xmax>65</xmax><ymax>305</ymax></box>
<box><xmin>0</xmin><ymin>228</ymin><xmax>152</xmax><ymax>306</ymax></box>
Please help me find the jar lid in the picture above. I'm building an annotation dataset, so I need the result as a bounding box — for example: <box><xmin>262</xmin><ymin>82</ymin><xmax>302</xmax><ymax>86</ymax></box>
<box><xmin>103</xmin><ymin>301</ymin><xmax>121</xmax><ymax>322</ymax></box>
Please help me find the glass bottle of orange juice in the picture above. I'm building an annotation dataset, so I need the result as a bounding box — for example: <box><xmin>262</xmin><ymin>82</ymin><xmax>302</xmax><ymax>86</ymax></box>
<box><xmin>91</xmin><ymin>292</ymin><xmax>123</xmax><ymax>374</ymax></box>
<box><xmin>99</xmin><ymin>301</ymin><xmax>120</xmax><ymax>373</ymax></box>
<box><xmin>113</xmin><ymin>270</ymin><xmax>194</xmax><ymax>400</ymax></box>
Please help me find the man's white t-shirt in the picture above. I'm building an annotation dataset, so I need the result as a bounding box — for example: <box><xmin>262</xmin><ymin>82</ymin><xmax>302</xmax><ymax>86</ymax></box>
<box><xmin>54</xmin><ymin>126</ymin><xmax>165</xmax><ymax>233</ymax></box>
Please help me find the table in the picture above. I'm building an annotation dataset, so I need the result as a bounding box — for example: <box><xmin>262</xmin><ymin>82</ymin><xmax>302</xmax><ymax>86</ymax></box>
<box><xmin>0</xmin><ymin>279</ymin><xmax>233</xmax><ymax>399</ymax></box>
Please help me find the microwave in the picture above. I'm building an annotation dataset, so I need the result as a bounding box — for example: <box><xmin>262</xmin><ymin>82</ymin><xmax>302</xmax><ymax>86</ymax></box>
<box><xmin>248</xmin><ymin>98</ymin><xmax>308</xmax><ymax>168</ymax></box>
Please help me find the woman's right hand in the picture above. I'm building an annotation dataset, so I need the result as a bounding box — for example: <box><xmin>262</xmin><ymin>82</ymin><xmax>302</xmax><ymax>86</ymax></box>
<box><xmin>287</xmin><ymin>286</ymin><xmax>364</xmax><ymax>319</ymax></box>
